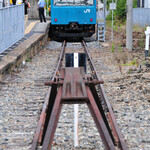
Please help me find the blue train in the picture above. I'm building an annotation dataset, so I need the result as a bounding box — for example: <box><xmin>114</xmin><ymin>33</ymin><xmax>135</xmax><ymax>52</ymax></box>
<box><xmin>50</xmin><ymin>0</ymin><xmax>97</xmax><ymax>38</ymax></box>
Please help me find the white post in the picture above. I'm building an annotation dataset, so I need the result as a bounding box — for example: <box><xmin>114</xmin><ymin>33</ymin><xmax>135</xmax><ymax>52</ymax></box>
<box><xmin>74</xmin><ymin>53</ymin><xmax>79</xmax><ymax>147</ymax></box>
<box><xmin>110</xmin><ymin>1</ymin><xmax>116</xmax><ymax>41</ymax></box>
<box><xmin>145</xmin><ymin>26</ymin><xmax>150</xmax><ymax>57</ymax></box>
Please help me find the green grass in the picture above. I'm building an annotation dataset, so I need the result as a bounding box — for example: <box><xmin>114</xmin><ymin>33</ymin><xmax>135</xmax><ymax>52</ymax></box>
<box><xmin>118</xmin><ymin>43</ymin><xmax>122</xmax><ymax>53</ymax></box>
<box><xmin>111</xmin><ymin>42</ymin><xmax>115</xmax><ymax>53</ymax></box>
<box><xmin>121</xmin><ymin>59</ymin><xmax>138</xmax><ymax>66</ymax></box>
<box><xmin>25</xmin><ymin>58</ymin><xmax>31</xmax><ymax>62</ymax></box>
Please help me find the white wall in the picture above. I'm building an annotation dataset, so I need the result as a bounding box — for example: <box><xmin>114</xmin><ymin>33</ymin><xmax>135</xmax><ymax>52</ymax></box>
<box><xmin>0</xmin><ymin>0</ymin><xmax>3</xmax><ymax>8</ymax></box>
<box><xmin>144</xmin><ymin>0</ymin><xmax>150</xmax><ymax>8</ymax></box>
<box><xmin>28</xmin><ymin>0</ymin><xmax>39</xmax><ymax>19</ymax></box>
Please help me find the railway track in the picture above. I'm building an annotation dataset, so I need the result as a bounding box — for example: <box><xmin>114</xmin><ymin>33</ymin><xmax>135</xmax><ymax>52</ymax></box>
<box><xmin>1</xmin><ymin>39</ymin><xmax>149</xmax><ymax>150</ymax></box>
<box><xmin>31</xmin><ymin>40</ymin><xmax>127</xmax><ymax>150</ymax></box>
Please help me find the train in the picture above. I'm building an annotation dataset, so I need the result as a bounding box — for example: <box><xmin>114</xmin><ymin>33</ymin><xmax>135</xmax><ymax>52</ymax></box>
<box><xmin>50</xmin><ymin>0</ymin><xmax>97</xmax><ymax>38</ymax></box>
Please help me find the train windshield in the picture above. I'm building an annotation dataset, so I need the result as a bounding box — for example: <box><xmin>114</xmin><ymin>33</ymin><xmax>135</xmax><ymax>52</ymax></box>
<box><xmin>54</xmin><ymin>0</ymin><xmax>94</xmax><ymax>6</ymax></box>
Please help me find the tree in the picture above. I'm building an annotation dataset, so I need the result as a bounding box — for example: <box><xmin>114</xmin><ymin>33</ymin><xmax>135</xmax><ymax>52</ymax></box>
<box><xmin>106</xmin><ymin>0</ymin><xmax>137</xmax><ymax>22</ymax></box>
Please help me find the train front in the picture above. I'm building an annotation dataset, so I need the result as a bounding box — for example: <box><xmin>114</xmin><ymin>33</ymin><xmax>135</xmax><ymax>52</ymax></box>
<box><xmin>50</xmin><ymin>0</ymin><xmax>96</xmax><ymax>38</ymax></box>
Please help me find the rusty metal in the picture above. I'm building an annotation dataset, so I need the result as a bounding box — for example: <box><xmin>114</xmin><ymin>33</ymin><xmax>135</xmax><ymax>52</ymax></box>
<box><xmin>44</xmin><ymin>79</ymin><xmax>104</xmax><ymax>86</ymax></box>
<box><xmin>61</xmin><ymin>67</ymin><xmax>87</xmax><ymax>100</ymax></box>
<box><xmin>82</xmin><ymin>40</ymin><xmax>128</xmax><ymax>150</ymax></box>
<box><xmin>42</xmin><ymin>87</ymin><xmax>63</xmax><ymax>150</ymax></box>
<box><xmin>107</xmin><ymin>112</ymin><xmax>119</xmax><ymax>144</ymax></box>
<box><xmin>31</xmin><ymin>40</ymin><xmax>66</xmax><ymax>150</ymax></box>
<box><xmin>40</xmin><ymin>67</ymin><xmax>116</xmax><ymax>150</ymax></box>
<box><xmin>41</xmin><ymin>83</ymin><xmax>58</xmax><ymax>144</ymax></box>
<box><xmin>86</xmin><ymin>86</ymin><xmax>115</xmax><ymax>150</ymax></box>
<box><xmin>88</xmin><ymin>83</ymin><xmax>115</xmax><ymax>144</ymax></box>
<box><xmin>32</xmin><ymin>40</ymin><xmax>127</xmax><ymax>150</ymax></box>
<box><xmin>39</xmin><ymin>67</ymin><xmax>124</xmax><ymax>150</ymax></box>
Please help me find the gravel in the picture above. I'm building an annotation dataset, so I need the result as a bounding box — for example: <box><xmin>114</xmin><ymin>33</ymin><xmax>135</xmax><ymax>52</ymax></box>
<box><xmin>87</xmin><ymin>43</ymin><xmax>150</xmax><ymax>150</ymax></box>
<box><xmin>0</xmin><ymin>40</ymin><xmax>149</xmax><ymax>150</ymax></box>
<box><xmin>0</xmin><ymin>41</ymin><xmax>61</xmax><ymax>150</ymax></box>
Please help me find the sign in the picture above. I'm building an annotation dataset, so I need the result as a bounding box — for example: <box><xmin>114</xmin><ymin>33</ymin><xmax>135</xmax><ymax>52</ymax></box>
<box><xmin>110</xmin><ymin>3</ymin><xmax>116</xmax><ymax>10</ymax></box>
<box><xmin>84</xmin><ymin>9</ymin><xmax>91</xmax><ymax>13</ymax></box>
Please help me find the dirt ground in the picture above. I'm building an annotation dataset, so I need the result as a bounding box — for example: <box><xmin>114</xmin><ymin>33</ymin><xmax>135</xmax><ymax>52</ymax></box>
<box><xmin>102</xmin><ymin>23</ymin><xmax>150</xmax><ymax>73</ymax></box>
<box><xmin>96</xmin><ymin>23</ymin><xmax>150</xmax><ymax>149</ymax></box>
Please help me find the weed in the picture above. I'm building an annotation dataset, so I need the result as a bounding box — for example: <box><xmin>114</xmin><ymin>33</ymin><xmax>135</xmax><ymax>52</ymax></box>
<box><xmin>131</xmin><ymin>59</ymin><xmax>137</xmax><ymax>65</ymax></box>
<box><xmin>26</xmin><ymin>58</ymin><xmax>31</xmax><ymax>62</ymax></box>
<box><xmin>128</xmin><ymin>69</ymin><xmax>133</xmax><ymax>74</ymax></box>
<box><xmin>118</xmin><ymin>43</ymin><xmax>122</xmax><ymax>53</ymax></box>
<box><xmin>136</xmin><ymin>59</ymin><xmax>140</xmax><ymax>67</ymax></box>
<box><xmin>106</xmin><ymin>20</ymin><xmax>111</xmax><ymax>27</ymax></box>
<box><xmin>115</xmin><ymin>56</ymin><xmax>121</xmax><ymax>64</ymax></box>
<box><xmin>133</xmin><ymin>25</ymin><xmax>142</xmax><ymax>32</ymax></box>
<box><xmin>114</xmin><ymin>25</ymin><xmax>118</xmax><ymax>32</ymax></box>
<box><xmin>111</xmin><ymin>42</ymin><xmax>115</xmax><ymax>53</ymax></box>
<box><xmin>113</xmin><ymin>53</ymin><xmax>123</xmax><ymax>74</ymax></box>
<box><xmin>139</xmin><ymin>36</ymin><xmax>144</xmax><ymax>50</ymax></box>
<box><xmin>123</xmin><ymin>58</ymin><xmax>138</xmax><ymax>66</ymax></box>
<box><xmin>121</xmin><ymin>53</ymin><xmax>128</xmax><ymax>64</ymax></box>
<box><xmin>142</xmin><ymin>61</ymin><xmax>146</xmax><ymax>65</ymax></box>
<box><xmin>119</xmin><ymin>65</ymin><xmax>122</xmax><ymax>74</ymax></box>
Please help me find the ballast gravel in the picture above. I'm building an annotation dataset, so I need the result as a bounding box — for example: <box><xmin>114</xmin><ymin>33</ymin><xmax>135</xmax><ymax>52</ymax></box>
<box><xmin>0</xmin><ymin>40</ymin><xmax>149</xmax><ymax>150</ymax></box>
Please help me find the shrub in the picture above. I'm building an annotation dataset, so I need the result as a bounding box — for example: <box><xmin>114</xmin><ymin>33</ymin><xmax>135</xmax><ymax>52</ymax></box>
<box><xmin>106</xmin><ymin>0</ymin><xmax>137</xmax><ymax>22</ymax></box>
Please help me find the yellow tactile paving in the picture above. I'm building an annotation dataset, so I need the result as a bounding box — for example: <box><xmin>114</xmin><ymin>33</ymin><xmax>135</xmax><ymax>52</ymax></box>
<box><xmin>25</xmin><ymin>20</ymin><xmax>40</xmax><ymax>34</ymax></box>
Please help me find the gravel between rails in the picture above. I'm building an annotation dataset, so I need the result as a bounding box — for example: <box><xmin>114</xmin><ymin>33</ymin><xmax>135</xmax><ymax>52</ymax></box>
<box><xmin>51</xmin><ymin>42</ymin><xmax>104</xmax><ymax>150</ymax></box>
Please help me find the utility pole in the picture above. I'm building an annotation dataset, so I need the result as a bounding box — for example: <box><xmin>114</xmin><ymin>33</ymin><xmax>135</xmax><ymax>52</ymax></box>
<box><xmin>126</xmin><ymin>0</ymin><xmax>133</xmax><ymax>50</ymax></box>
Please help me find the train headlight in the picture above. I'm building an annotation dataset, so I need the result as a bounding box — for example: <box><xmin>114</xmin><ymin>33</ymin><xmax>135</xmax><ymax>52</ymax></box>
<box><xmin>90</xmin><ymin>18</ymin><xmax>93</xmax><ymax>22</ymax></box>
<box><xmin>54</xmin><ymin>18</ymin><xmax>57</xmax><ymax>22</ymax></box>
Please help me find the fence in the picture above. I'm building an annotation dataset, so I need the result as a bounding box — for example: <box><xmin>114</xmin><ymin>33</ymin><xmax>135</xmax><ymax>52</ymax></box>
<box><xmin>0</xmin><ymin>4</ymin><xmax>24</xmax><ymax>53</ymax></box>
<box><xmin>133</xmin><ymin>8</ymin><xmax>150</xmax><ymax>27</ymax></box>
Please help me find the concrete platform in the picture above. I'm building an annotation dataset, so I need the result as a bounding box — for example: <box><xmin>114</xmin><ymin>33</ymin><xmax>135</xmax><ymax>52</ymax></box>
<box><xmin>0</xmin><ymin>19</ymin><xmax>50</xmax><ymax>81</ymax></box>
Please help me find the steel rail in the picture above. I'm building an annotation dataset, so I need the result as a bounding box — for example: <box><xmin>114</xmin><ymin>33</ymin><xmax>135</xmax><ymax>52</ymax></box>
<box><xmin>82</xmin><ymin>40</ymin><xmax>128</xmax><ymax>150</ymax></box>
<box><xmin>32</xmin><ymin>40</ymin><xmax>127</xmax><ymax>150</ymax></box>
<box><xmin>31</xmin><ymin>40</ymin><xmax>66</xmax><ymax>150</ymax></box>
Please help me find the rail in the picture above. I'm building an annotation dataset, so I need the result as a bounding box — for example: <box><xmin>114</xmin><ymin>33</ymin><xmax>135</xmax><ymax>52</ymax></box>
<box><xmin>31</xmin><ymin>40</ymin><xmax>127</xmax><ymax>150</ymax></box>
<box><xmin>31</xmin><ymin>40</ymin><xmax>66</xmax><ymax>150</ymax></box>
<box><xmin>0</xmin><ymin>4</ymin><xmax>24</xmax><ymax>53</ymax></box>
<box><xmin>82</xmin><ymin>40</ymin><xmax>128</xmax><ymax>149</ymax></box>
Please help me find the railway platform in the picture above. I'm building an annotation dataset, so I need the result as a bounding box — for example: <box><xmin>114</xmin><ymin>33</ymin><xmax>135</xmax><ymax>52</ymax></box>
<box><xmin>0</xmin><ymin>19</ymin><xmax>50</xmax><ymax>81</ymax></box>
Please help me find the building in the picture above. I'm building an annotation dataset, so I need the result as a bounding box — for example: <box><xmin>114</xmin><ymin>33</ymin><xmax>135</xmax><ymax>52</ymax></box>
<box><xmin>137</xmin><ymin>0</ymin><xmax>150</xmax><ymax>8</ymax></box>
